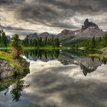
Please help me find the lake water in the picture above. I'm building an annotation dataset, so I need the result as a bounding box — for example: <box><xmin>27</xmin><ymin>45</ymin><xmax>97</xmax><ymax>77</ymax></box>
<box><xmin>0</xmin><ymin>49</ymin><xmax>107</xmax><ymax>107</ymax></box>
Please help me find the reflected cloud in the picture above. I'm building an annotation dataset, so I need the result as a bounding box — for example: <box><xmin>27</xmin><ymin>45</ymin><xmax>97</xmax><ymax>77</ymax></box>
<box><xmin>0</xmin><ymin>59</ymin><xmax>107</xmax><ymax>107</ymax></box>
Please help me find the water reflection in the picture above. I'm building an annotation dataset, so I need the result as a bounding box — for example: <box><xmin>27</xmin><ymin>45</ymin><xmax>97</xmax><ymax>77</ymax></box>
<box><xmin>24</xmin><ymin>49</ymin><xmax>107</xmax><ymax>76</ymax></box>
<box><xmin>24</xmin><ymin>49</ymin><xmax>60</xmax><ymax>61</ymax></box>
<box><xmin>10</xmin><ymin>80</ymin><xmax>30</xmax><ymax>102</ymax></box>
<box><xmin>0</xmin><ymin>49</ymin><xmax>107</xmax><ymax>107</ymax></box>
<box><xmin>0</xmin><ymin>60</ymin><xmax>107</xmax><ymax>107</ymax></box>
<box><xmin>0</xmin><ymin>69</ymin><xmax>30</xmax><ymax>102</ymax></box>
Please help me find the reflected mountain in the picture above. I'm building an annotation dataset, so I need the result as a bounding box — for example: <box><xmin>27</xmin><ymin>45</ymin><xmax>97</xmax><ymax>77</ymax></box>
<box><xmin>79</xmin><ymin>58</ymin><xmax>102</xmax><ymax>76</ymax></box>
<box><xmin>58</xmin><ymin>51</ymin><xmax>102</xmax><ymax>76</ymax></box>
<box><xmin>24</xmin><ymin>49</ymin><xmax>105</xmax><ymax>76</ymax></box>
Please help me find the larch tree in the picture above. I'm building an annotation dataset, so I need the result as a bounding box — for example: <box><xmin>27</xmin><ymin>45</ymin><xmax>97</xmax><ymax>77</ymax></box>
<box><xmin>11</xmin><ymin>34</ymin><xmax>24</xmax><ymax>58</ymax></box>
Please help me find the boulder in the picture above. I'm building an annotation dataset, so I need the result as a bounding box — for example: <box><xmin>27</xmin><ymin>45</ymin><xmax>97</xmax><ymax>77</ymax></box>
<box><xmin>0</xmin><ymin>59</ymin><xmax>30</xmax><ymax>79</ymax></box>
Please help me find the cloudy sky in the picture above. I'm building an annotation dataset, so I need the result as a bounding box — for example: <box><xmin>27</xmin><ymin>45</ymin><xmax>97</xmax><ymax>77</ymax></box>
<box><xmin>0</xmin><ymin>0</ymin><xmax>107</xmax><ymax>38</ymax></box>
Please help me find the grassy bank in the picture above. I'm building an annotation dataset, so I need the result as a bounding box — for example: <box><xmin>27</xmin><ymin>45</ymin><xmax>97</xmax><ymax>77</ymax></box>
<box><xmin>0</xmin><ymin>52</ymin><xmax>23</xmax><ymax>71</ymax></box>
<box><xmin>0</xmin><ymin>46</ymin><xmax>68</xmax><ymax>50</ymax></box>
<box><xmin>88</xmin><ymin>47</ymin><xmax>107</xmax><ymax>59</ymax></box>
<box><xmin>0</xmin><ymin>47</ymin><xmax>11</xmax><ymax>49</ymax></box>
<box><xmin>23</xmin><ymin>46</ymin><xmax>68</xmax><ymax>50</ymax></box>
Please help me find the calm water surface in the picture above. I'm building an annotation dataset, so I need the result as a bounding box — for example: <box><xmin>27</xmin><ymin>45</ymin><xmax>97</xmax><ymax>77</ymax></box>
<box><xmin>0</xmin><ymin>49</ymin><xmax>107</xmax><ymax>107</ymax></box>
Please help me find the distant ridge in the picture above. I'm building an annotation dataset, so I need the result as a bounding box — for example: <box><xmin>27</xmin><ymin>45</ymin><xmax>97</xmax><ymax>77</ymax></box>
<box><xmin>25</xmin><ymin>32</ymin><xmax>55</xmax><ymax>40</ymax></box>
<box><xmin>25</xmin><ymin>19</ymin><xmax>106</xmax><ymax>42</ymax></box>
<box><xmin>57</xmin><ymin>19</ymin><xmax>106</xmax><ymax>43</ymax></box>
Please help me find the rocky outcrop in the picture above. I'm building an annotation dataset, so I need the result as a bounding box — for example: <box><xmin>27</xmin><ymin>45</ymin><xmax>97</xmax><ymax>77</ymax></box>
<box><xmin>57</xmin><ymin>19</ymin><xmax>106</xmax><ymax>43</ymax></box>
<box><xmin>81</xmin><ymin>19</ymin><xmax>99</xmax><ymax>32</ymax></box>
<box><xmin>73</xmin><ymin>19</ymin><xmax>105</xmax><ymax>38</ymax></box>
<box><xmin>0</xmin><ymin>59</ymin><xmax>30</xmax><ymax>79</ymax></box>
<box><xmin>38</xmin><ymin>32</ymin><xmax>54</xmax><ymax>39</ymax></box>
<box><xmin>75</xmin><ymin>27</ymin><xmax>105</xmax><ymax>38</ymax></box>
<box><xmin>24</xmin><ymin>19</ymin><xmax>106</xmax><ymax>43</ymax></box>
<box><xmin>25</xmin><ymin>33</ymin><xmax>38</xmax><ymax>40</ymax></box>
<box><xmin>58</xmin><ymin>29</ymin><xmax>73</xmax><ymax>35</ymax></box>
<box><xmin>25</xmin><ymin>32</ymin><xmax>55</xmax><ymax>40</ymax></box>
<box><xmin>56</xmin><ymin>29</ymin><xmax>75</xmax><ymax>42</ymax></box>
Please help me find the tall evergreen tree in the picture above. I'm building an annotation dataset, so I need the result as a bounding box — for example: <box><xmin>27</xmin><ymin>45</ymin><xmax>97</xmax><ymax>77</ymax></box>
<box><xmin>91</xmin><ymin>37</ymin><xmax>95</xmax><ymax>48</ymax></box>
<box><xmin>45</xmin><ymin>36</ymin><xmax>47</xmax><ymax>46</ymax></box>
<box><xmin>11</xmin><ymin>34</ymin><xmax>24</xmax><ymax>58</ymax></box>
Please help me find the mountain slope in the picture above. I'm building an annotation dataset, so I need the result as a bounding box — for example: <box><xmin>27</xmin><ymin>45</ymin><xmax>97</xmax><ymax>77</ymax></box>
<box><xmin>58</xmin><ymin>19</ymin><xmax>106</xmax><ymax>43</ymax></box>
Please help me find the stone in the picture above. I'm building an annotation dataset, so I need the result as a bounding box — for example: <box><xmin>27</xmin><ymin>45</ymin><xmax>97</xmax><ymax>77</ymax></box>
<box><xmin>0</xmin><ymin>60</ymin><xmax>8</xmax><ymax>70</ymax></box>
<box><xmin>0</xmin><ymin>59</ymin><xmax>30</xmax><ymax>79</ymax></box>
<box><xmin>21</xmin><ymin>59</ymin><xmax>30</xmax><ymax>69</ymax></box>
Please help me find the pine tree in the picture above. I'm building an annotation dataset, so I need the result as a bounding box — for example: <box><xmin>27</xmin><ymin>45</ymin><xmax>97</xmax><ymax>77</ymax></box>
<box><xmin>39</xmin><ymin>37</ymin><xmax>42</xmax><ymax>46</ymax></box>
<box><xmin>1</xmin><ymin>32</ymin><xmax>8</xmax><ymax>47</ymax></box>
<box><xmin>30</xmin><ymin>39</ymin><xmax>33</xmax><ymax>46</ymax></box>
<box><xmin>25</xmin><ymin>38</ymin><xmax>29</xmax><ymax>46</ymax></box>
<box><xmin>11</xmin><ymin>34</ymin><xmax>24</xmax><ymax>58</ymax></box>
<box><xmin>45</xmin><ymin>36</ymin><xmax>47</xmax><ymax>46</ymax></box>
<box><xmin>37</xmin><ymin>38</ymin><xmax>40</xmax><ymax>46</ymax></box>
<box><xmin>91</xmin><ymin>37</ymin><xmax>95</xmax><ymax>48</ymax></box>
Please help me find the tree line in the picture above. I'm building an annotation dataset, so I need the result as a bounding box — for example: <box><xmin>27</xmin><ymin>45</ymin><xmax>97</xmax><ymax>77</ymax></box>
<box><xmin>22</xmin><ymin>37</ymin><xmax>60</xmax><ymax>47</ymax></box>
<box><xmin>71</xmin><ymin>34</ymin><xmax>107</xmax><ymax>49</ymax></box>
<box><xmin>24</xmin><ymin>49</ymin><xmax>59</xmax><ymax>59</ymax></box>
<box><xmin>0</xmin><ymin>31</ymin><xmax>10</xmax><ymax>47</ymax></box>
<box><xmin>83</xmin><ymin>34</ymin><xmax>107</xmax><ymax>49</ymax></box>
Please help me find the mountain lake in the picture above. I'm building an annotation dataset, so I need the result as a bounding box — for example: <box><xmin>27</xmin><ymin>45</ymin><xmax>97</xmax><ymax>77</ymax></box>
<box><xmin>0</xmin><ymin>49</ymin><xmax>107</xmax><ymax>107</ymax></box>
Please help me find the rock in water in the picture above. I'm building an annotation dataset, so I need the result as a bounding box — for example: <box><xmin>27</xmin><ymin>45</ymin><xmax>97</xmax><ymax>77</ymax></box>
<box><xmin>0</xmin><ymin>59</ymin><xmax>30</xmax><ymax>79</ymax></box>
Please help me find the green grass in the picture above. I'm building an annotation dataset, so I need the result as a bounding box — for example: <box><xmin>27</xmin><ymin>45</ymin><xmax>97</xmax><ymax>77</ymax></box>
<box><xmin>0</xmin><ymin>47</ymin><xmax>11</xmax><ymax>49</ymax></box>
<box><xmin>0</xmin><ymin>46</ymin><xmax>68</xmax><ymax>50</ymax></box>
<box><xmin>23</xmin><ymin>46</ymin><xmax>68</xmax><ymax>50</ymax></box>
<box><xmin>88</xmin><ymin>47</ymin><xmax>107</xmax><ymax>58</ymax></box>
<box><xmin>0</xmin><ymin>51</ymin><xmax>22</xmax><ymax>71</ymax></box>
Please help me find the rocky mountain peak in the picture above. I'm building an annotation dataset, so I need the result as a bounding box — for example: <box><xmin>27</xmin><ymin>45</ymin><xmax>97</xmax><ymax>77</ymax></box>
<box><xmin>25</xmin><ymin>33</ymin><xmax>38</xmax><ymax>40</ymax></box>
<box><xmin>84</xmin><ymin>19</ymin><xmax>89</xmax><ymax>24</ymax></box>
<box><xmin>61</xmin><ymin>29</ymin><xmax>70</xmax><ymax>35</ymax></box>
<box><xmin>81</xmin><ymin>18</ymin><xmax>99</xmax><ymax>32</ymax></box>
<box><xmin>39</xmin><ymin>32</ymin><xmax>55</xmax><ymax>39</ymax></box>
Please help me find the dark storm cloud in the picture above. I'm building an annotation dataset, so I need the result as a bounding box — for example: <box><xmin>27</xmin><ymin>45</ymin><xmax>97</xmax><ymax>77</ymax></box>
<box><xmin>31</xmin><ymin>0</ymin><xmax>107</xmax><ymax>13</ymax></box>
<box><xmin>0</xmin><ymin>25</ymin><xmax>36</xmax><ymax>38</ymax></box>
<box><xmin>1</xmin><ymin>0</ymin><xmax>107</xmax><ymax>35</ymax></box>
<box><xmin>0</xmin><ymin>25</ymin><xmax>35</xmax><ymax>31</ymax></box>
<box><xmin>51</xmin><ymin>22</ymin><xmax>80</xmax><ymax>29</ymax></box>
<box><xmin>0</xmin><ymin>0</ymin><xmax>25</xmax><ymax>5</ymax></box>
<box><xmin>12</xmin><ymin>0</ymin><xmax>107</xmax><ymax>29</ymax></box>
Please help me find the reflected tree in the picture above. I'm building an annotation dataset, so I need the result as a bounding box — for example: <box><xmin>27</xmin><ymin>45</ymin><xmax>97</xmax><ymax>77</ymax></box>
<box><xmin>10</xmin><ymin>80</ymin><xmax>30</xmax><ymax>102</ymax></box>
<box><xmin>24</xmin><ymin>49</ymin><xmax>60</xmax><ymax>60</ymax></box>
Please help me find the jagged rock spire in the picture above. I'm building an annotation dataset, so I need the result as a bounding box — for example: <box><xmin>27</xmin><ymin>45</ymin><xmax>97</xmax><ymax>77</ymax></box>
<box><xmin>81</xmin><ymin>18</ymin><xmax>99</xmax><ymax>32</ymax></box>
